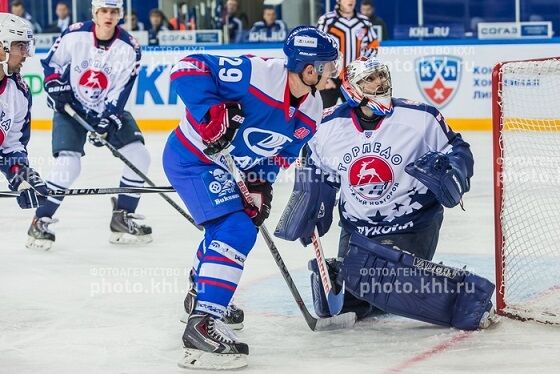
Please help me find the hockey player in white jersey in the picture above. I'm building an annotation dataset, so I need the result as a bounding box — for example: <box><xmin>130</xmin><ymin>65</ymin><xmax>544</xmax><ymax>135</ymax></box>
<box><xmin>276</xmin><ymin>56</ymin><xmax>496</xmax><ymax>330</ymax></box>
<box><xmin>0</xmin><ymin>13</ymin><xmax>48</xmax><ymax>210</ymax></box>
<box><xmin>26</xmin><ymin>0</ymin><xmax>151</xmax><ymax>250</ymax></box>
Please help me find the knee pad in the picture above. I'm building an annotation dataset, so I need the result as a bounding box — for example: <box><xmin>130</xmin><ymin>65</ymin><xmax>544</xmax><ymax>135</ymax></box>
<box><xmin>118</xmin><ymin>141</ymin><xmax>151</xmax><ymax>181</ymax></box>
<box><xmin>204</xmin><ymin>211</ymin><xmax>258</xmax><ymax>260</ymax></box>
<box><xmin>340</xmin><ymin>232</ymin><xmax>495</xmax><ymax>330</ymax></box>
<box><xmin>48</xmin><ymin>151</ymin><xmax>81</xmax><ymax>188</ymax></box>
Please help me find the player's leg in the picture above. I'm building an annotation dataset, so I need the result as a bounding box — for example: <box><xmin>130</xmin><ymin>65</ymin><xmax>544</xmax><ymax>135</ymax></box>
<box><xmin>27</xmin><ymin>112</ymin><xmax>87</xmax><ymax>250</ymax></box>
<box><xmin>340</xmin><ymin>232</ymin><xmax>496</xmax><ymax>330</ymax></box>
<box><xmin>163</xmin><ymin>132</ymin><xmax>254</xmax><ymax>369</ymax></box>
<box><xmin>106</xmin><ymin>111</ymin><xmax>152</xmax><ymax>244</ymax></box>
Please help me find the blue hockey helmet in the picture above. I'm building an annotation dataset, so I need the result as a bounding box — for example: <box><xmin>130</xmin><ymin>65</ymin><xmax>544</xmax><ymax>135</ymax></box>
<box><xmin>283</xmin><ymin>26</ymin><xmax>341</xmax><ymax>78</ymax></box>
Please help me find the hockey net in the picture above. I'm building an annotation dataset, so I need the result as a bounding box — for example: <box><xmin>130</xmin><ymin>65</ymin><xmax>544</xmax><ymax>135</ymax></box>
<box><xmin>493</xmin><ymin>57</ymin><xmax>560</xmax><ymax>324</ymax></box>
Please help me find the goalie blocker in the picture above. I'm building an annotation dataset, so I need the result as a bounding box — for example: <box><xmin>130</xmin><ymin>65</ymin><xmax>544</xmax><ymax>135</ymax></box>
<box><xmin>311</xmin><ymin>233</ymin><xmax>495</xmax><ymax>330</ymax></box>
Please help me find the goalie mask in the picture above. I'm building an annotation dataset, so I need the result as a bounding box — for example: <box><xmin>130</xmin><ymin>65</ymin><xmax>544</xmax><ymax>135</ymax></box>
<box><xmin>0</xmin><ymin>13</ymin><xmax>35</xmax><ymax>76</ymax></box>
<box><xmin>341</xmin><ymin>56</ymin><xmax>393</xmax><ymax>116</ymax></box>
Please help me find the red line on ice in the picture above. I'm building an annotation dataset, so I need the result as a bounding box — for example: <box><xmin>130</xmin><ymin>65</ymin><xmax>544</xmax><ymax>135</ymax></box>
<box><xmin>386</xmin><ymin>330</ymin><xmax>474</xmax><ymax>373</ymax></box>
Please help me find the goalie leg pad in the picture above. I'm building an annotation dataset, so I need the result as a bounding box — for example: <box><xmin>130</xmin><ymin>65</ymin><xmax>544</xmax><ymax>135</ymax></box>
<box><xmin>274</xmin><ymin>166</ymin><xmax>336</xmax><ymax>243</ymax></box>
<box><xmin>340</xmin><ymin>233</ymin><xmax>495</xmax><ymax>330</ymax></box>
<box><xmin>308</xmin><ymin>257</ymin><xmax>378</xmax><ymax>319</ymax></box>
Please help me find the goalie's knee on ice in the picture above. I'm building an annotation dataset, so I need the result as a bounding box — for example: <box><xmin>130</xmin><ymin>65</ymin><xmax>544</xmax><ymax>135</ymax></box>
<box><xmin>340</xmin><ymin>233</ymin><xmax>495</xmax><ymax>330</ymax></box>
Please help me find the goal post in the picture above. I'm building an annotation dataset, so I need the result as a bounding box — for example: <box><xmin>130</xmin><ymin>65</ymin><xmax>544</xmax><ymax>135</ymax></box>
<box><xmin>492</xmin><ymin>56</ymin><xmax>560</xmax><ymax>325</ymax></box>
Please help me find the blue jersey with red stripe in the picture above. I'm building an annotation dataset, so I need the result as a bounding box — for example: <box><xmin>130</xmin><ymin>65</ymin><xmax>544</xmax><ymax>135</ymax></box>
<box><xmin>170</xmin><ymin>54</ymin><xmax>323</xmax><ymax>182</ymax></box>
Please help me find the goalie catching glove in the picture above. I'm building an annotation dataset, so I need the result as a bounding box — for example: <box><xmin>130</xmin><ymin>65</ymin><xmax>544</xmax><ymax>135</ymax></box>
<box><xmin>243</xmin><ymin>179</ymin><xmax>272</xmax><ymax>226</ymax></box>
<box><xmin>405</xmin><ymin>151</ymin><xmax>470</xmax><ymax>208</ymax></box>
<box><xmin>200</xmin><ymin>103</ymin><xmax>245</xmax><ymax>156</ymax></box>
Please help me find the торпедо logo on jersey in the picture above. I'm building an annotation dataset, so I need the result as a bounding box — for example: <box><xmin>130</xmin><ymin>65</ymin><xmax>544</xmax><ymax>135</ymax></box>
<box><xmin>415</xmin><ymin>55</ymin><xmax>462</xmax><ymax>108</ymax></box>
<box><xmin>348</xmin><ymin>155</ymin><xmax>394</xmax><ymax>201</ymax></box>
<box><xmin>77</xmin><ymin>69</ymin><xmax>109</xmax><ymax>104</ymax></box>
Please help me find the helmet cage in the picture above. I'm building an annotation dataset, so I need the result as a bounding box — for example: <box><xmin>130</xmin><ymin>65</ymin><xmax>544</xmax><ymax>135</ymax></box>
<box><xmin>342</xmin><ymin>56</ymin><xmax>393</xmax><ymax>116</ymax></box>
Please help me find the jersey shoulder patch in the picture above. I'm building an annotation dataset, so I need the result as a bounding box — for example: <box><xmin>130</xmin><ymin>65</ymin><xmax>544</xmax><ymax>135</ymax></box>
<box><xmin>10</xmin><ymin>73</ymin><xmax>29</xmax><ymax>97</ymax></box>
<box><xmin>66</xmin><ymin>21</ymin><xmax>92</xmax><ymax>34</ymax></box>
<box><xmin>322</xmin><ymin>103</ymin><xmax>352</xmax><ymax>122</ymax></box>
<box><xmin>393</xmin><ymin>97</ymin><xmax>440</xmax><ymax>118</ymax></box>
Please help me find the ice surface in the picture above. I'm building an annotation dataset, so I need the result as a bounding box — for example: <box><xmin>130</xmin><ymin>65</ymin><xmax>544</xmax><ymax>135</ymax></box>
<box><xmin>1</xmin><ymin>132</ymin><xmax>559</xmax><ymax>374</ymax></box>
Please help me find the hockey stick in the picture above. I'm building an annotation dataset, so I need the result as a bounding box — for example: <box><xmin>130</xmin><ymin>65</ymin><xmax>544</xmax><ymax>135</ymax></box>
<box><xmin>0</xmin><ymin>186</ymin><xmax>175</xmax><ymax>197</ymax></box>
<box><xmin>63</xmin><ymin>104</ymin><xmax>203</xmax><ymax>231</ymax></box>
<box><xmin>219</xmin><ymin>153</ymin><xmax>356</xmax><ymax>331</ymax></box>
<box><xmin>310</xmin><ymin>230</ymin><xmax>345</xmax><ymax>316</ymax></box>
<box><xmin>293</xmin><ymin>158</ymin><xmax>346</xmax><ymax>316</ymax></box>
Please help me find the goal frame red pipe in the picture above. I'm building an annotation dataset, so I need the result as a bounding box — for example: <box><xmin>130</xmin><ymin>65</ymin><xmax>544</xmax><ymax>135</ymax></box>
<box><xmin>491</xmin><ymin>62</ymin><xmax>506</xmax><ymax>315</ymax></box>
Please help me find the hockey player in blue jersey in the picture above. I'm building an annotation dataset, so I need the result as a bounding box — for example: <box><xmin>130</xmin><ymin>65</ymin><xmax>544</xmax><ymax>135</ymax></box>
<box><xmin>0</xmin><ymin>13</ymin><xmax>48</xmax><ymax>210</ymax></box>
<box><xmin>26</xmin><ymin>0</ymin><xmax>152</xmax><ymax>250</ymax></box>
<box><xmin>162</xmin><ymin>26</ymin><xmax>340</xmax><ymax>369</ymax></box>
<box><xmin>275</xmin><ymin>56</ymin><xmax>496</xmax><ymax>331</ymax></box>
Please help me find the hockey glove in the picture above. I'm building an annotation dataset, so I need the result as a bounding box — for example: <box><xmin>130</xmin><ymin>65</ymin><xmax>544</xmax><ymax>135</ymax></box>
<box><xmin>95</xmin><ymin>113</ymin><xmax>123</xmax><ymax>136</ymax></box>
<box><xmin>405</xmin><ymin>151</ymin><xmax>470</xmax><ymax>208</ymax></box>
<box><xmin>243</xmin><ymin>180</ymin><xmax>273</xmax><ymax>227</ymax></box>
<box><xmin>88</xmin><ymin>113</ymin><xmax>123</xmax><ymax>147</ymax></box>
<box><xmin>200</xmin><ymin>103</ymin><xmax>245</xmax><ymax>156</ymax></box>
<box><xmin>7</xmin><ymin>165</ymin><xmax>49</xmax><ymax>209</ymax></box>
<box><xmin>45</xmin><ymin>78</ymin><xmax>74</xmax><ymax>113</ymax></box>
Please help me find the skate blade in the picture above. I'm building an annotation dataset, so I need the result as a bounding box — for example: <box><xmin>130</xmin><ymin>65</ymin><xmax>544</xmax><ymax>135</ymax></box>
<box><xmin>179</xmin><ymin>313</ymin><xmax>244</xmax><ymax>331</ymax></box>
<box><xmin>25</xmin><ymin>237</ymin><xmax>53</xmax><ymax>251</ymax></box>
<box><xmin>178</xmin><ymin>348</ymin><xmax>248</xmax><ymax>370</ymax></box>
<box><xmin>109</xmin><ymin>232</ymin><xmax>153</xmax><ymax>245</ymax></box>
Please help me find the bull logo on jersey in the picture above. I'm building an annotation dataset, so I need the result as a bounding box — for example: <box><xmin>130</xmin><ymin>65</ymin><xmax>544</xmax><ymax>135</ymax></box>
<box><xmin>348</xmin><ymin>156</ymin><xmax>393</xmax><ymax>201</ymax></box>
<box><xmin>243</xmin><ymin>128</ymin><xmax>293</xmax><ymax>157</ymax></box>
<box><xmin>415</xmin><ymin>55</ymin><xmax>462</xmax><ymax>108</ymax></box>
<box><xmin>77</xmin><ymin>69</ymin><xmax>109</xmax><ymax>104</ymax></box>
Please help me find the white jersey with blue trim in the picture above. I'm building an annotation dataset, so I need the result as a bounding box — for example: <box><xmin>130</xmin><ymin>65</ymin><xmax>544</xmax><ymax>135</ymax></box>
<box><xmin>171</xmin><ymin>54</ymin><xmax>323</xmax><ymax>182</ymax></box>
<box><xmin>0</xmin><ymin>74</ymin><xmax>31</xmax><ymax>161</ymax></box>
<box><xmin>41</xmin><ymin>20</ymin><xmax>141</xmax><ymax>115</ymax></box>
<box><xmin>308</xmin><ymin>99</ymin><xmax>464</xmax><ymax>237</ymax></box>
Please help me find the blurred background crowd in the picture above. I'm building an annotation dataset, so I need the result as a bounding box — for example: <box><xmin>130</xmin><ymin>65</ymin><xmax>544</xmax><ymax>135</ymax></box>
<box><xmin>3</xmin><ymin>0</ymin><xmax>559</xmax><ymax>45</ymax></box>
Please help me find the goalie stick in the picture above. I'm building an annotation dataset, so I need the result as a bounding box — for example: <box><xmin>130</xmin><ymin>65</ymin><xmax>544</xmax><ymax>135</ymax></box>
<box><xmin>0</xmin><ymin>186</ymin><xmax>175</xmax><ymax>197</ymax></box>
<box><xmin>219</xmin><ymin>152</ymin><xmax>356</xmax><ymax>331</ymax></box>
<box><xmin>64</xmin><ymin>104</ymin><xmax>202</xmax><ymax>231</ymax></box>
<box><xmin>293</xmin><ymin>157</ymin><xmax>346</xmax><ymax>316</ymax></box>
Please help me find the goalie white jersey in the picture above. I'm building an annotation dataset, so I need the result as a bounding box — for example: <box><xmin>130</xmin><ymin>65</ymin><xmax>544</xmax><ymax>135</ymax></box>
<box><xmin>41</xmin><ymin>21</ymin><xmax>141</xmax><ymax>115</ymax></box>
<box><xmin>308</xmin><ymin>99</ymin><xmax>468</xmax><ymax>237</ymax></box>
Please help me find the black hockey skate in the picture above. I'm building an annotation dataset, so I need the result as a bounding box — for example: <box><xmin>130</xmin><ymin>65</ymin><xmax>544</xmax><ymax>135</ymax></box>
<box><xmin>179</xmin><ymin>313</ymin><xmax>248</xmax><ymax>370</ymax></box>
<box><xmin>26</xmin><ymin>216</ymin><xmax>58</xmax><ymax>251</ymax></box>
<box><xmin>181</xmin><ymin>271</ymin><xmax>245</xmax><ymax>330</ymax></box>
<box><xmin>109</xmin><ymin>197</ymin><xmax>152</xmax><ymax>244</ymax></box>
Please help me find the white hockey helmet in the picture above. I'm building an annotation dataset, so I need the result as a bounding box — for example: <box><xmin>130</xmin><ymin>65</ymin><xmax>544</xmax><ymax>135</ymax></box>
<box><xmin>92</xmin><ymin>0</ymin><xmax>124</xmax><ymax>20</ymax></box>
<box><xmin>341</xmin><ymin>56</ymin><xmax>393</xmax><ymax>116</ymax></box>
<box><xmin>0</xmin><ymin>13</ymin><xmax>35</xmax><ymax>75</ymax></box>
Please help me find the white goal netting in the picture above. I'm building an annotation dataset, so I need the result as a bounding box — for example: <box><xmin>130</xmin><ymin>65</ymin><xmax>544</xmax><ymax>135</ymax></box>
<box><xmin>495</xmin><ymin>57</ymin><xmax>560</xmax><ymax>324</ymax></box>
